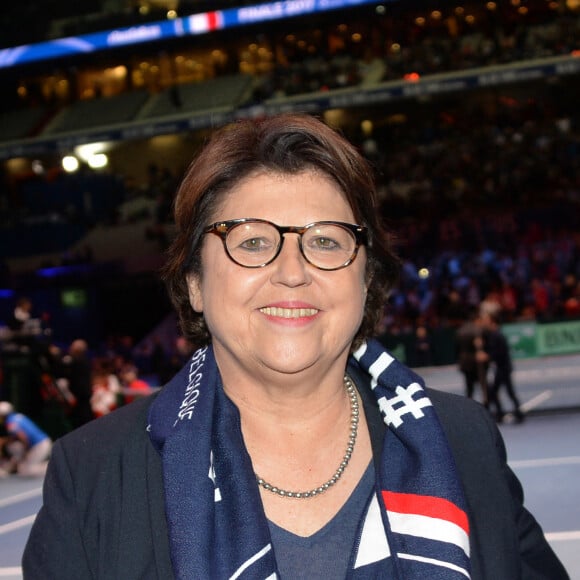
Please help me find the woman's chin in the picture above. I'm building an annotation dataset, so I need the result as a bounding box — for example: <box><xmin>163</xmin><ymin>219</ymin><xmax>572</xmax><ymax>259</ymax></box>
<box><xmin>254</xmin><ymin>342</ymin><xmax>320</xmax><ymax>376</ymax></box>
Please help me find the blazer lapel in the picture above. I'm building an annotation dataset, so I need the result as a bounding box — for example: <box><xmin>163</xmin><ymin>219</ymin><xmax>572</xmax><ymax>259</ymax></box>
<box><xmin>146</xmin><ymin>430</ymin><xmax>175</xmax><ymax>579</ymax></box>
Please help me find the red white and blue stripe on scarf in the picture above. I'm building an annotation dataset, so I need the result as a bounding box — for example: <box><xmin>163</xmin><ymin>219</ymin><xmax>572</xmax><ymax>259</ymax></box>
<box><xmin>147</xmin><ymin>338</ymin><xmax>471</xmax><ymax>579</ymax></box>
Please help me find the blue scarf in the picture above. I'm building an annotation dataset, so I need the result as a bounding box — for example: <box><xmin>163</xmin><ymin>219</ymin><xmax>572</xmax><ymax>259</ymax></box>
<box><xmin>148</xmin><ymin>339</ymin><xmax>471</xmax><ymax>579</ymax></box>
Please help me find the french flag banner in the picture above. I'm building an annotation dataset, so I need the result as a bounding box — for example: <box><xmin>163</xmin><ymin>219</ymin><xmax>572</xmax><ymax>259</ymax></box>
<box><xmin>187</xmin><ymin>11</ymin><xmax>224</xmax><ymax>34</ymax></box>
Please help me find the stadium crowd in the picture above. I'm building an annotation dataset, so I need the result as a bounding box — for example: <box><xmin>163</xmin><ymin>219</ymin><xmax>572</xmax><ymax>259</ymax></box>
<box><xmin>2</xmin><ymin>95</ymin><xmax>579</xmax><ymax>332</ymax></box>
<box><xmin>372</xmin><ymin>101</ymin><xmax>580</xmax><ymax>333</ymax></box>
<box><xmin>265</xmin><ymin>2</ymin><xmax>579</xmax><ymax>98</ymax></box>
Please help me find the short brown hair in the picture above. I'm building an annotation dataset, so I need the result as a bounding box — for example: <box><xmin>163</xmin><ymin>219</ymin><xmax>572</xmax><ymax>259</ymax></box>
<box><xmin>162</xmin><ymin>113</ymin><xmax>400</xmax><ymax>349</ymax></box>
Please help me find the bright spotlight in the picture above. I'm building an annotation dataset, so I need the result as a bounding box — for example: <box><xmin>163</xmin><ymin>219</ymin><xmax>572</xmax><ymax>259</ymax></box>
<box><xmin>87</xmin><ymin>153</ymin><xmax>108</xmax><ymax>169</ymax></box>
<box><xmin>74</xmin><ymin>142</ymin><xmax>111</xmax><ymax>163</ymax></box>
<box><xmin>62</xmin><ymin>155</ymin><xmax>80</xmax><ymax>173</ymax></box>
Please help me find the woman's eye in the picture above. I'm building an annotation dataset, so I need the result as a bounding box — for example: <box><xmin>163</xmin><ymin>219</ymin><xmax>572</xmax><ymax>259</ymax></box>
<box><xmin>239</xmin><ymin>237</ymin><xmax>270</xmax><ymax>251</ymax></box>
<box><xmin>312</xmin><ymin>236</ymin><xmax>339</xmax><ymax>250</ymax></box>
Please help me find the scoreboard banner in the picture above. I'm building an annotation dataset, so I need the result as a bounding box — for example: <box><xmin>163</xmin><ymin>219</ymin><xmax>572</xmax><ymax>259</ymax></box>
<box><xmin>0</xmin><ymin>0</ymin><xmax>383</xmax><ymax>69</ymax></box>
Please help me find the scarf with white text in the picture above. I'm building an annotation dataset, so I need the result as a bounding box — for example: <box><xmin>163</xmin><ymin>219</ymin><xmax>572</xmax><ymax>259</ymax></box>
<box><xmin>148</xmin><ymin>338</ymin><xmax>471</xmax><ymax>579</ymax></box>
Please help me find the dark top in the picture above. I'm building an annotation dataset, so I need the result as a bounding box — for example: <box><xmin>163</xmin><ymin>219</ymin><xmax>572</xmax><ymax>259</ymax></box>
<box><xmin>269</xmin><ymin>461</ymin><xmax>375</xmax><ymax>579</ymax></box>
<box><xmin>485</xmin><ymin>329</ymin><xmax>513</xmax><ymax>372</ymax></box>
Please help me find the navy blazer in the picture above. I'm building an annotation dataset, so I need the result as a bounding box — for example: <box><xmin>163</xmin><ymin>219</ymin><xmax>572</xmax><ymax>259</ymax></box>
<box><xmin>23</xmin><ymin>375</ymin><xmax>569</xmax><ymax>579</ymax></box>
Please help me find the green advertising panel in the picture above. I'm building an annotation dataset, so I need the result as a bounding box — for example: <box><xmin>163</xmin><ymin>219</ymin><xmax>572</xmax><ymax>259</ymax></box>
<box><xmin>537</xmin><ymin>320</ymin><xmax>580</xmax><ymax>356</ymax></box>
<box><xmin>501</xmin><ymin>321</ymin><xmax>538</xmax><ymax>359</ymax></box>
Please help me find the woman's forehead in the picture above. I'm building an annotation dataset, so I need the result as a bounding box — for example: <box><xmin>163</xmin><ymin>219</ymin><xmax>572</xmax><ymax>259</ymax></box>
<box><xmin>211</xmin><ymin>169</ymin><xmax>352</xmax><ymax>221</ymax></box>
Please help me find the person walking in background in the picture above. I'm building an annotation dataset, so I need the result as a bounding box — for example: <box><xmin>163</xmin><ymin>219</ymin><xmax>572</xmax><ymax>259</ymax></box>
<box><xmin>455</xmin><ymin>310</ymin><xmax>489</xmax><ymax>406</ymax></box>
<box><xmin>481</xmin><ymin>312</ymin><xmax>525</xmax><ymax>423</ymax></box>
<box><xmin>61</xmin><ymin>339</ymin><xmax>94</xmax><ymax>428</ymax></box>
<box><xmin>0</xmin><ymin>401</ymin><xmax>52</xmax><ymax>477</ymax></box>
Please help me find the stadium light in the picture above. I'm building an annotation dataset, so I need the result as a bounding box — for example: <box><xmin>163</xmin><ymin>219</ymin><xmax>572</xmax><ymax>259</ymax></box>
<box><xmin>87</xmin><ymin>153</ymin><xmax>109</xmax><ymax>169</ymax></box>
<box><xmin>74</xmin><ymin>142</ymin><xmax>112</xmax><ymax>163</ymax></box>
<box><xmin>62</xmin><ymin>155</ymin><xmax>80</xmax><ymax>173</ymax></box>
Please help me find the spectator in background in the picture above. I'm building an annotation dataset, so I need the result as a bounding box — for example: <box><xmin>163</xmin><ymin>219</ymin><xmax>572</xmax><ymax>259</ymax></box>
<box><xmin>119</xmin><ymin>363</ymin><xmax>151</xmax><ymax>404</ymax></box>
<box><xmin>411</xmin><ymin>323</ymin><xmax>433</xmax><ymax>367</ymax></box>
<box><xmin>8</xmin><ymin>297</ymin><xmax>33</xmax><ymax>332</ymax></box>
<box><xmin>455</xmin><ymin>311</ymin><xmax>489</xmax><ymax>405</ymax></box>
<box><xmin>498</xmin><ymin>279</ymin><xmax>519</xmax><ymax>321</ymax></box>
<box><xmin>61</xmin><ymin>339</ymin><xmax>94</xmax><ymax>428</ymax></box>
<box><xmin>479</xmin><ymin>289</ymin><xmax>502</xmax><ymax>319</ymax></box>
<box><xmin>6</xmin><ymin>296</ymin><xmax>43</xmax><ymax>352</ymax></box>
<box><xmin>481</xmin><ymin>313</ymin><xmax>525</xmax><ymax>423</ymax></box>
<box><xmin>439</xmin><ymin>288</ymin><xmax>469</xmax><ymax>328</ymax></box>
<box><xmin>563</xmin><ymin>275</ymin><xmax>580</xmax><ymax>318</ymax></box>
<box><xmin>90</xmin><ymin>360</ymin><xmax>121</xmax><ymax>418</ymax></box>
<box><xmin>0</xmin><ymin>401</ymin><xmax>52</xmax><ymax>477</ymax></box>
<box><xmin>530</xmin><ymin>278</ymin><xmax>551</xmax><ymax>321</ymax></box>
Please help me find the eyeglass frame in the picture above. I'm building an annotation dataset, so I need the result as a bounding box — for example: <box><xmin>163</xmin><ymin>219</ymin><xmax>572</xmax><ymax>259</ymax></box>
<box><xmin>203</xmin><ymin>218</ymin><xmax>369</xmax><ymax>271</ymax></box>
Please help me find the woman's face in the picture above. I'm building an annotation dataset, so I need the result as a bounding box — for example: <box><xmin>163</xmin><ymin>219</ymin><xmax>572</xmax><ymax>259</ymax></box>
<box><xmin>187</xmin><ymin>170</ymin><xmax>368</xmax><ymax>381</ymax></box>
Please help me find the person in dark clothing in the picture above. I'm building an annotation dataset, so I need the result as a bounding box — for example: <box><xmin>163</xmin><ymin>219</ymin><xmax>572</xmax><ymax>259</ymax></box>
<box><xmin>8</xmin><ymin>297</ymin><xmax>33</xmax><ymax>332</ymax></box>
<box><xmin>61</xmin><ymin>339</ymin><xmax>94</xmax><ymax>428</ymax></box>
<box><xmin>481</xmin><ymin>312</ymin><xmax>524</xmax><ymax>423</ymax></box>
<box><xmin>455</xmin><ymin>311</ymin><xmax>489</xmax><ymax>406</ymax></box>
<box><xmin>411</xmin><ymin>324</ymin><xmax>433</xmax><ymax>367</ymax></box>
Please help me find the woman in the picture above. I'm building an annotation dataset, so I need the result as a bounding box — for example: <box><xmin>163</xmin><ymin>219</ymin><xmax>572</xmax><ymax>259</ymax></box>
<box><xmin>23</xmin><ymin>114</ymin><xmax>568</xmax><ymax>579</ymax></box>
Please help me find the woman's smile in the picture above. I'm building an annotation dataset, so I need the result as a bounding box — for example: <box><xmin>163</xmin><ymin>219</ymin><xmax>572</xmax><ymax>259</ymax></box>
<box><xmin>259</xmin><ymin>303</ymin><xmax>321</xmax><ymax>325</ymax></box>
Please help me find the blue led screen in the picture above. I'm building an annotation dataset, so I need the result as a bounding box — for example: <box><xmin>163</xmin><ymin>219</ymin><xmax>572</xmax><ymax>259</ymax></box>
<box><xmin>0</xmin><ymin>0</ymin><xmax>383</xmax><ymax>69</ymax></box>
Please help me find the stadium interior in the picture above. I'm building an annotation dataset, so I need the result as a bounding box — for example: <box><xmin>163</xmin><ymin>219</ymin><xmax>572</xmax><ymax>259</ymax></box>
<box><xmin>0</xmin><ymin>0</ymin><xmax>579</xmax><ymax>369</ymax></box>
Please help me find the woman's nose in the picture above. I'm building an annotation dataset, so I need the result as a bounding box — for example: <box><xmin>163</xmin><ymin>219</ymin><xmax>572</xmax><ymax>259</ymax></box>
<box><xmin>269</xmin><ymin>235</ymin><xmax>311</xmax><ymax>286</ymax></box>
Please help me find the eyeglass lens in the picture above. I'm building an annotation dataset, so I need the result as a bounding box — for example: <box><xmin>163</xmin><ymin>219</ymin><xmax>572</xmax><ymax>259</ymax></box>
<box><xmin>225</xmin><ymin>221</ymin><xmax>357</xmax><ymax>269</ymax></box>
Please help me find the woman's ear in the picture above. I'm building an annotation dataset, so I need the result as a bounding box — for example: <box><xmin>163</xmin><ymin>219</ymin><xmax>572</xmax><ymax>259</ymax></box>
<box><xmin>186</xmin><ymin>274</ymin><xmax>203</xmax><ymax>313</ymax></box>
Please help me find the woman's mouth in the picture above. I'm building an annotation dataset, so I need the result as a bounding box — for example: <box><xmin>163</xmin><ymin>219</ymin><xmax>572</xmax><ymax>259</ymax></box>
<box><xmin>259</xmin><ymin>306</ymin><xmax>319</xmax><ymax>318</ymax></box>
